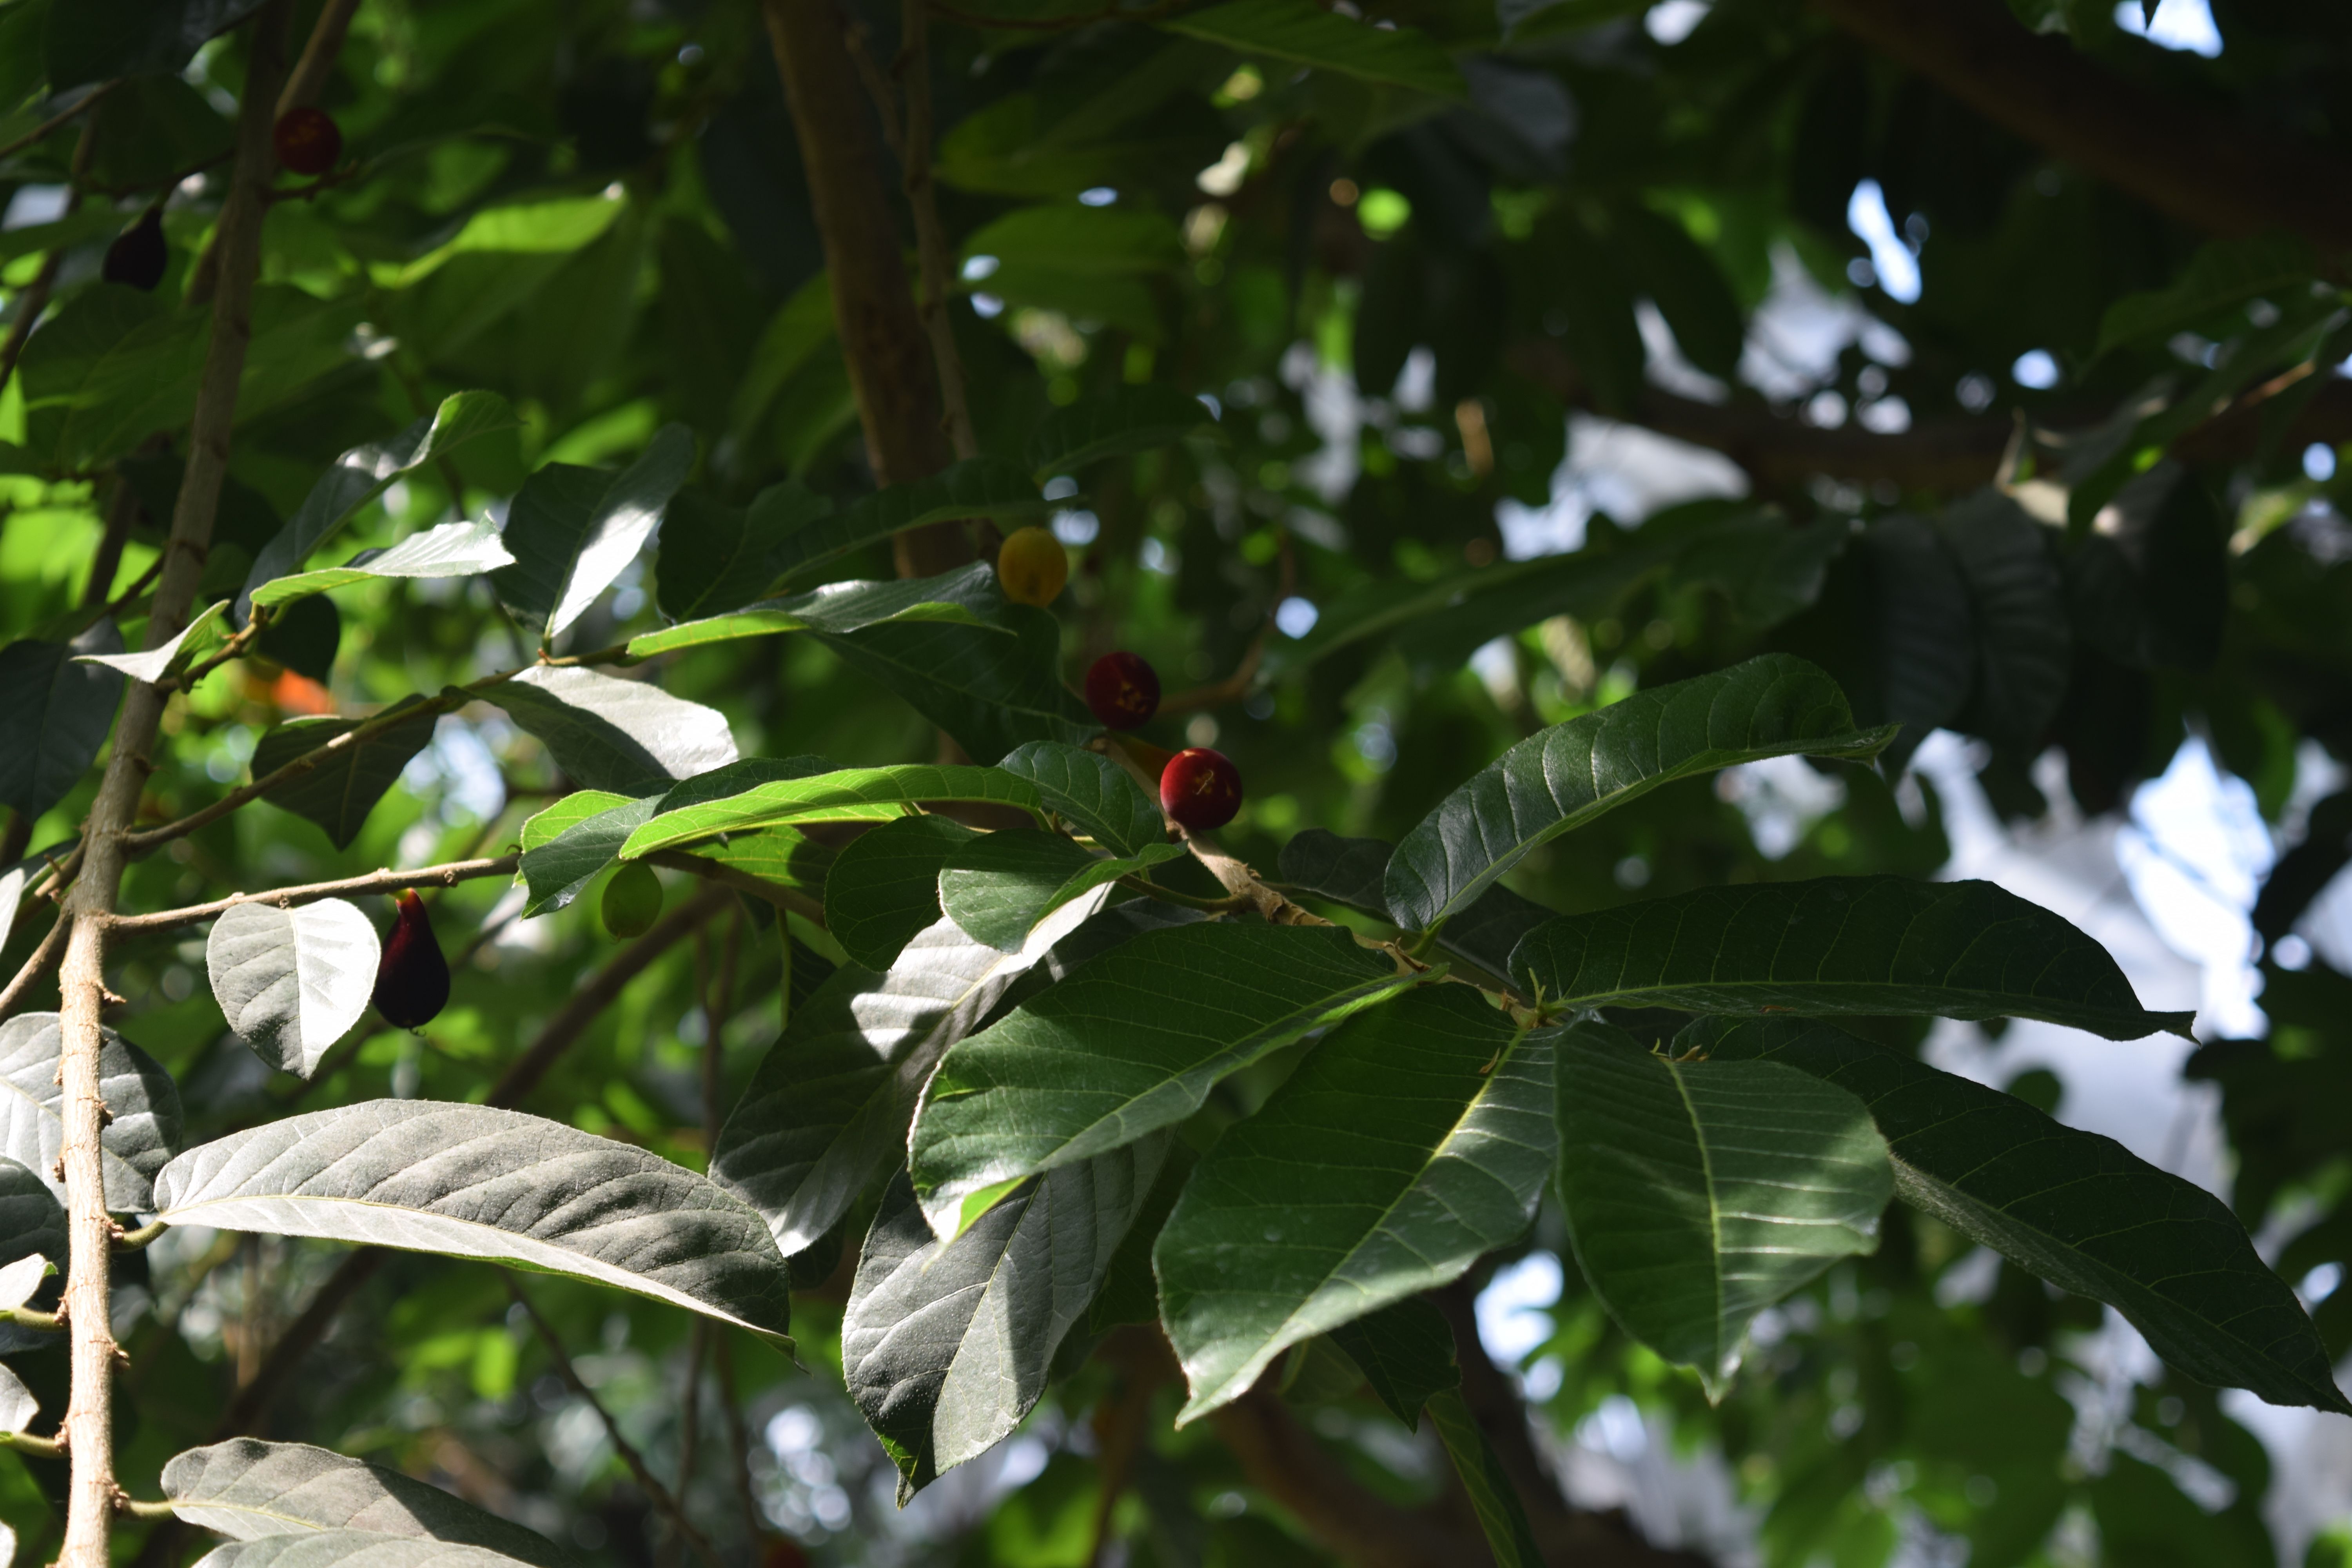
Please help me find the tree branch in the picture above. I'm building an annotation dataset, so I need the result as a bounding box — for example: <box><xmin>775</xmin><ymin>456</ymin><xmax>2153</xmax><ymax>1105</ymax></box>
<box><xmin>504</xmin><ymin>1276</ymin><xmax>721</xmax><ymax>1568</ymax></box>
<box><xmin>761</xmin><ymin>0</ymin><xmax>971</xmax><ymax>578</ymax></box>
<box><xmin>0</xmin><ymin>915</ymin><xmax>70</xmax><ymax>1025</ymax></box>
<box><xmin>276</xmin><ymin>0</ymin><xmax>361</xmax><ymax>115</ymax></box>
<box><xmin>51</xmin><ymin>11</ymin><xmax>290</xmax><ymax>1561</ymax></box>
<box><xmin>1811</xmin><ymin>0</ymin><xmax>2352</xmax><ymax>252</ymax></box>
<box><xmin>105</xmin><ymin>856</ymin><xmax>519</xmax><ymax>936</ymax></box>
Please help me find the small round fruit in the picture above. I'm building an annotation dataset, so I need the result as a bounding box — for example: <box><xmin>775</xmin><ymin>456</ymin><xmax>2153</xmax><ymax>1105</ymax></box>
<box><xmin>373</xmin><ymin>889</ymin><xmax>450</xmax><ymax>1030</ymax></box>
<box><xmin>1085</xmin><ymin>651</ymin><xmax>1160</xmax><ymax>730</ymax></box>
<box><xmin>274</xmin><ymin>105</ymin><xmax>343</xmax><ymax>175</ymax></box>
<box><xmin>101</xmin><ymin>209</ymin><xmax>166</xmax><ymax>292</ymax></box>
<box><xmin>1160</xmin><ymin>747</ymin><xmax>1242</xmax><ymax>831</ymax></box>
<box><xmin>600</xmin><ymin>861</ymin><xmax>664</xmax><ymax>939</ymax></box>
<box><xmin>995</xmin><ymin>526</ymin><xmax>1068</xmax><ymax>607</ymax></box>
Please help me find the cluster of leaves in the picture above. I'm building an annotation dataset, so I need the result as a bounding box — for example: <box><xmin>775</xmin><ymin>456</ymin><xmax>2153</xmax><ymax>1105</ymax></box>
<box><xmin>2</xmin><ymin>0</ymin><xmax>2350</xmax><ymax>1564</ymax></box>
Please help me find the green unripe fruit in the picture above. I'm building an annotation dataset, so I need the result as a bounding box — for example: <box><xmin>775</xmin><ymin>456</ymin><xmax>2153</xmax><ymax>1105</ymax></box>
<box><xmin>600</xmin><ymin>862</ymin><xmax>664</xmax><ymax>939</ymax></box>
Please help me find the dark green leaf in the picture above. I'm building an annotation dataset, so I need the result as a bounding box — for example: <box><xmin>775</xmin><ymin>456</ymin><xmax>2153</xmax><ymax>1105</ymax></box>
<box><xmin>1939</xmin><ymin>491</ymin><xmax>2068</xmax><ymax>753</ymax></box>
<box><xmin>1158</xmin><ymin>0</ymin><xmax>1463</xmax><ymax>96</ymax></box>
<box><xmin>151</xmin><ymin>1101</ymin><xmax>792</xmax><ymax>1345</ymax></box>
<box><xmin>1028</xmin><ymin>384</ymin><xmax>1220</xmax><ymax>477</ymax></box>
<box><xmin>1427</xmin><ymin>1387</ymin><xmax>1546</xmax><ymax>1568</ymax></box>
<box><xmin>1617</xmin><ymin>205</ymin><xmax>1745</xmax><ymax>381</ymax></box>
<box><xmin>626</xmin><ymin>764</ymin><xmax>1038</xmax><ymax>859</ymax></box>
<box><xmin>1156</xmin><ymin>986</ymin><xmax>1553</xmax><ymax>1421</ymax></box>
<box><xmin>0</xmin><ymin>1012</ymin><xmax>183</xmax><ymax>1211</ymax></box>
<box><xmin>2096</xmin><ymin>234</ymin><xmax>2320</xmax><ymax>356</ymax></box>
<box><xmin>1385</xmin><ymin>654</ymin><xmax>1893</xmax><ymax>933</ymax></box>
<box><xmin>909</xmin><ymin>922</ymin><xmax>1414</xmax><ymax>1238</ymax></box>
<box><xmin>843</xmin><ymin>1144</ymin><xmax>1167</xmax><ymax>1499</ymax></box>
<box><xmin>937</xmin><ymin>829</ymin><xmax>1184</xmax><ymax>953</ymax></box>
<box><xmin>1326</xmin><ymin>1296</ymin><xmax>1460</xmax><ymax>1429</ymax></box>
<box><xmin>1695</xmin><ymin>1016</ymin><xmax>2352</xmax><ymax>1416</ymax></box>
<box><xmin>997</xmin><ymin>741</ymin><xmax>1168</xmax><ymax>858</ymax></box>
<box><xmin>711</xmin><ymin>896</ymin><xmax>1111</xmax><ymax>1255</ymax></box>
<box><xmin>1861</xmin><ymin>514</ymin><xmax>1973</xmax><ymax>774</ymax></box>
<box><xmin>48</xmin><ymin>0</ymin><xmax>268</xmax><ymax>84</ymax></box>
<box><xmin>163</xmin><ymin>1440</ymin><xmax>572</xmax><ymax>1566</ymax></box>
<box><xmin>249</xmin><ymin>698</ymin><xmax>441</xmax><ymax>851</ymax></box>
<box><xmin>817</xmin><ymin>608</ymin><xmax>1098</xmax><ymax>765</ymax></box>
<box><xmin>1512</xmin><ymin>876</ymin><xmax>2191</xmax><ymax>1039</ymax></box>
<box><xmin>486</xmin><ymin>667</ymin><xmax>739</xmax><ymax>796</ymax></box>
<box><xmin>238</xmin><ymin>394</ymin><xmax>519</xmax><ymax>619</ymax></box>
<box><xmin>1554</xmin><ymin>1022</ymin><xmax>1891</xmax><ymax>1394</ymax></box>
<box><xmin>1276</xmin><ymin>828</ymin><xmax>1553</xmax><ymax>982</ymax></box>
<box><xmin>490</xmin><ymin>425</ymin><xmax>694</xmax><ymax>641</ymax></box>
<box><xmin>516</xmin><ymin>793</ymin><xmax>658</xmax><ymax>917</ymax></box>
<box><xmin>654</xmin><ymin>483</ymin><xmax>826</xmax><ymax>622</ymax></box>
<box><xmin>823</xmin><ymin>814</ymin><xmax>980</xmax><ymax>971</ymax></box>
<box><xmin>769</xmin><ymin>458</ymin><xmax>1051</xmax><ymax>583</ymax></box>
<box><xmin>0</xmin><ymin>620</ymin><xmax>124</xmax><ymax>819</ymax></box>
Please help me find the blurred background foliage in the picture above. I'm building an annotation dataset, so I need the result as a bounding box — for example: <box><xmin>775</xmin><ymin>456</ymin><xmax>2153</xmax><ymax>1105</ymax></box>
<box><xmin>3</xmin><ymin>0</ymin><xmax>2352</xmax><ymax>1562</ymax></box>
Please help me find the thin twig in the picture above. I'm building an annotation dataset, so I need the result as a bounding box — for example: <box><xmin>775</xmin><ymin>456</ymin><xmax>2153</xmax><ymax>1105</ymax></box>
<box><xmin>504</xmin><ymin>1276</ymin><xmax>722</xmax><ymax>1568</ymax></box>
<box><xmin>0</xmin><ymin>915</ymin><xmax>70</xmax><ymax>1024</ymax></box>
<box><xmin>277</xmin><ymin>0</ymin><xmax>361</xmax><ymax>115</ymax></box>
<box><xmin>106</xmin><ymin>855</ymin><xmax>518</xmax><ymax>935</ymax></box>
<box><xmin>0</xmin><ymin>82</ymin><xmax>115</xmax><ymax>164</ymax></box>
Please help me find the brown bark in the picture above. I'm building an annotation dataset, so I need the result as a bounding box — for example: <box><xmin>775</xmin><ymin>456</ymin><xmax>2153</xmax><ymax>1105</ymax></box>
<box><xmin>761</xmin><ymin>0</ymin><xmax>971</xmax><ymax>579</ymax></box>
<box><xmin>1812</xmin><ymin>0</ymin><xmax>2352</xmax><ymax>252</ymax></box>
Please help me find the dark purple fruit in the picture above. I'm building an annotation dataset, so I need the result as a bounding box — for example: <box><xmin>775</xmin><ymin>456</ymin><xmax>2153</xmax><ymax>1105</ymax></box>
<box><xmin>1085</xmin><ymin>651</ymin><xmax>1160</xmax><ymax>730</ymax></box>
<box><xmin>102</xmin><ymin>209</ymin><xmax>166</xmax><ymax>292</ymax></box>
<box><xmin>274</xmin><ymin>105</ymin><xmax>342</xmax><ymax>176</ymax></box>
<box><xmin>373</xmin><ymin>888</ymin><xmax>450</xmax><ymax>1029</ymax></box>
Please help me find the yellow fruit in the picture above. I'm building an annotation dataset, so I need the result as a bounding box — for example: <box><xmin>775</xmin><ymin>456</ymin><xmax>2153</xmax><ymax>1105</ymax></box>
<box><xmin>599</xmin><ymin>862</ymin><xmax>664</xmax><ymax>939</ymax></box>
<box><xmin>996</xmin><ymin>526</ymin><xmax>1069</xmax><ymax>607</ymax></box>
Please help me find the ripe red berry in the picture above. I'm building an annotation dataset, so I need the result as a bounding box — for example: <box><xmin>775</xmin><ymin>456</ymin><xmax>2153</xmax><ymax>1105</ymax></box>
<box><xmin>373</xmin><ymin>889</ymin><xmax>450</xmax><ymax>1029</ymax></box>
<box><xmin>1160</xmin><ymin>747</ymin><xmax>1242</xmax><ymax>832</ymax></box>
<box><xmin>274</xmin><ymin>105</ymin><xmax>343</xmax><ymax>176</ymax></box>
<box><xmin>1085</xmin><ymin>651</ymin><xmax>1160</xmax><ymax>730</ymax></box>
<box><xmin>101</xmin><ymin>208</ymin><xmax>166</xmax><ymax>292</ymax></box>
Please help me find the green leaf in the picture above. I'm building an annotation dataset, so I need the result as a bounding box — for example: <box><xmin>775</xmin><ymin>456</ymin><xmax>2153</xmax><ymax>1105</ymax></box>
<box><xmin>1616</xmin><ymin>205</ymin><xmax>1746</xmax><ymax>381</ymax></box>
<box><xmin>1385</xmin><ymin>654</ymin><xmax>1893</xmax><ymax>933</ymax></box>
<box><xmin>818</xmin><ymin>608</ymin><xmax>1097</xmax><ymax>765</ymax></box>
<box><xmin>997</xmin><ymin>741</ymin><xmax>1168</xmax><ymax>858</ymax></box>
<box><xmin>1029</xmin><ymin>384</ymin><xmax>1220</xmax><ymax>478</ymax></box>
<box><xmin>843</xmin><ymin>1143</ymin><xmax>1167</xmax><ymax>1500</ymax></box>
<box><xmin>624</xmin><ymin>764</ymin><xmax>1040</xmax><ymax>859</ymax></box>
<box><xmin>712</xmin><ymin>895</ymin><xmax>1112</xmax><ymax>1255</ymax></box>
<box><xmin>1276</xmin><ymin>829</ymin><xmax>1553</xmax><ymax>983</ymax></box>
<box><xmin>962</xmin><ymin>207</ymin><xmax>1185</xmax><ymax>277</ymax></box>
<box><xmin>670</xmin><ymin>827</ymin><xmax>836</xmax><ymax>904</ymax></box>
<box><xmin>0</xmin><ymin>1012</ymin><xmax>183</xmax><ymax>1211</ymax></box>
<box><xmin>1938</xmin><ymin>491</ymin><xmax>2069</xmax><ymax>753</ymax></box>
<box><xmin>249</xmin><ymin>699</ymin><xmax>441</xmax><ymax>851</ymax></box>
<box><xmin>654</xmin><ymin>482</ymin><xmax>828</xmax><ymax>623</ymax></box>
<box><xmin>0</xmin><ymin>620</ymin><xmax>125</xmax><ymax>818</ymax></box>
<box><xmin>205</xmin><ymin>899</ymin><xmax>382</xmax><ymax>1079</ymax></box>
<box><xmin>1859</xmin><ymin>515</ymin><xmax>1974</xmax><ymax>774</ymax></box>
<box><xmin>486</xmin><ymin>667</ymin><xmax>739</xmax><ymax>797</ymax></box>
<box><xmin>910</xmin><ymin>923</ymin><xmax>1415</xmax><ymax>1238</ymax></box>
<box><xmin>1553</xmin><ymin>1022</ymin><xmax>1891</xmax><ymax>1395</ymax></box>
<box><xmin>1159</xmin><ymin>0</ymin><xmax>1464</xmax><ymax>97</ymax></box>
<box><xmin>176</xmin><ymin>1530</ymin><xmax>544</xmax><ymax>1568</ymax></box>
<box><xmin>1510</xmin><ymin>876</ymin><xmax>2192</xmax><ymax>1040</ymax></box>
<box><xmin>237</xmin><ymin>394</ymin><xmax>519</xmax><ymax>619</ymax></box>
<box><xmin>163</xmin><ymin>1440</ymin><xmax>571</xmax><ymax>1566</ymax></box>
<box><xmin>516</xmin><ymin>793</ymin><xmax>657</xmax><ymax>917</ymax></box>
<box><xmin>823</xmin><ymin>814</ymin><xmax>980</xmax><ymax>971</ymax></box>
<box><xmin>1426</xmin><ymin>1387</ymin><xmax>1546</xmax><ymax>1568</ymax></box>
<box><xmin>1156</xmin><ymin>986</ymin><xmax>1554</xmax><ymax>1421</ymax></box>
<box><xmin>937</xmin><ymin>829</ymin><xmax>1185</xmax><ymax>953</ymax></box>
<box><xmin>0</xmin><ymin>1159</ymin><xmax>64</xmax><ymax>1355</ymax></box>
<box><xmin>1696</xmin><ymin>1016</ymin><xmax>2352</xmax><ymax>1416</ymax></box>
<box><xmin>490</xmin><ymin>425</ymin><xmax>695</xmax><ymax>641</ymax></box>
<box><xmin>48</xmin><ymin>0</ymin><xmax>268</xmax><ymax>84</ymax></box>
<box><xmin>768</xmin><ymin>458</ymin><xmax>1052</xmax><ymax>583</ymax></box>
<box><xmin>151</xmin><ymin>1101</ymin><xmax>792</xmax><ymax>1345</ymax></box>
<box><xmin>75</xmin><ymin>601</ymin><xmax>229</xmax><ymax>685</ymax></box>
<box><xmin>626</xmin><ymin>563</ymin><xmax>1006</xmax><ymax>659</ymax></box>
<box><xmin>247</xmin><ymin>518</ymin><xmax>517</xmax><ymax>612</ymax></box>
<box><xmin>0</xmin><ymin>1361</ymin><xmax>31</xmax><ymax>1436</ymax></box>
<box><xmin>1325</xmin><ymin>1296</ymin><xmax>1460</xmax><ymax>1429</ymax></box>
<box><xmin>2096</xmin><ymin>233</ymin><xmax>2321</xmax><ymax>356</ymax></box>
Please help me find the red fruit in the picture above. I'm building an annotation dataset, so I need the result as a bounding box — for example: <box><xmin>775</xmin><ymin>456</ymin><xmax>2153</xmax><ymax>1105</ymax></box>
<box><xmin>101</xmin><ymin>208</ymin><xmax>166</xmax><ymax>292</ymax></box>
<box><xmin>373</xmin><ymin>889</ymin><xmax>450</xmax><ymax>1029</ymax></box>
<box><xmin>274</xmin><ymin>105</ymin><xmax>343</xmax><ymax>176</ymax></box>
<box><xmin>1085</xmin><ymin>651</ymin><xmax>1160</xmax><ymax>730</ymax></box>
<box><xmin>1160</xmin><ymin>747</ymin><xmax>1242</xmax><ymax>831</ymax></box>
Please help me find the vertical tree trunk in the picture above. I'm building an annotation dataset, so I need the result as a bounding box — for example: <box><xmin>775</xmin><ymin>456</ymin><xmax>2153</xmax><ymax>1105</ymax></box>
<box><xmin>760</xmin><ymin>0</ymin><xmax>971</xmax><ymax>580</ymax></box>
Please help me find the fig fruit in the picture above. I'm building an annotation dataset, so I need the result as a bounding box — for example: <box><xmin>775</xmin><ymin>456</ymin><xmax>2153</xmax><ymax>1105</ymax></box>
<box><xmin>274</xmin><ymin>105</ymin><xmax>342</xmax><ymax>176</ymax></box>
<box><xmin>1160</xmin><ymin>746</ymin><xmax>1242</xmax><ymax>831</ymax></box>
<box><xmin>1085</xmin><ymin>651</ymin><xmax>1160</xmax><ymax>730</ymax></box>
<box><xmin>600</xmin><ymin>861</ymin><xmax>664</xmax><ymax>939</ymax></box>
<box><xmin>101</xmin><ymin>209</ymin><xmax>166</xmax><ymax>292</ymax></box>
<box><xmin>373</xmin><ymin>889</ymin><xmax>450</xmax><ymax>1029</ymax></box>
<box><xmin>996</xmin><ymin>526</ymin><xmax>1068</xmax><ymax>607</ymax></box>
